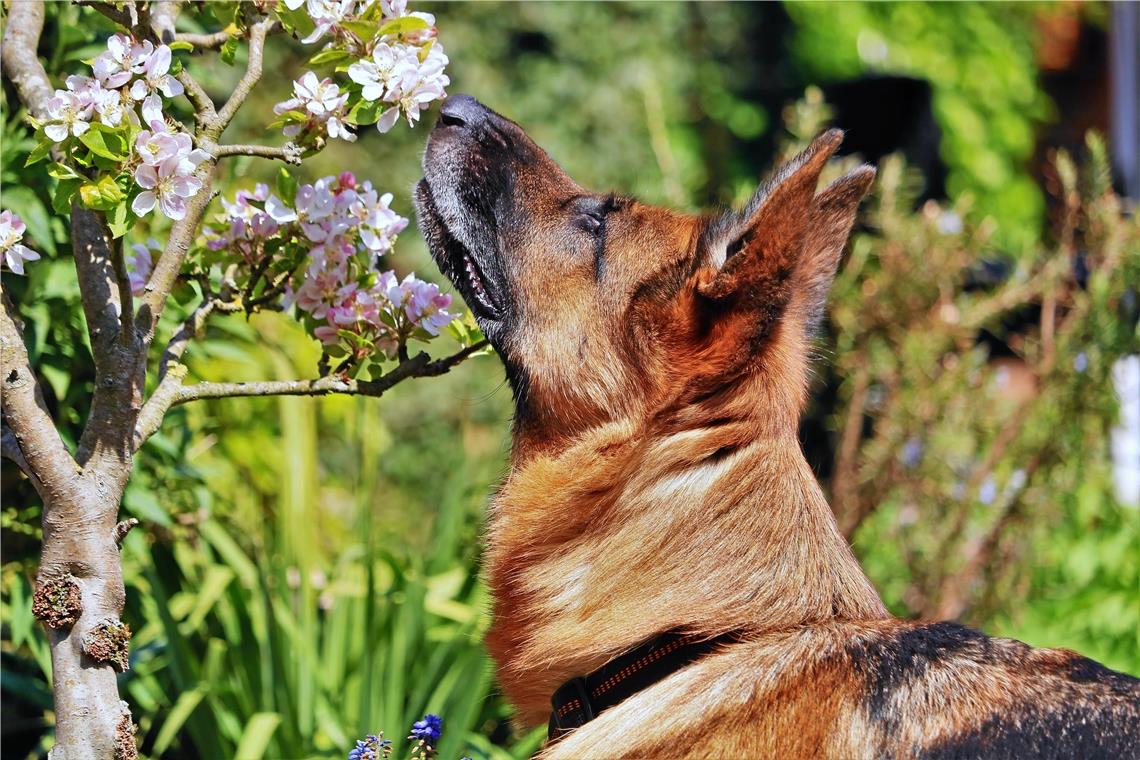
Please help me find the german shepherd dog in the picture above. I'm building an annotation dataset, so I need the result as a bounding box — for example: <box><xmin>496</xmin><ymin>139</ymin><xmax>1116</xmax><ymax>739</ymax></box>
<box><xmin>415</xmin><ymin>95</ymin><xmax>1140</xmax><ymax>759</ymax></box>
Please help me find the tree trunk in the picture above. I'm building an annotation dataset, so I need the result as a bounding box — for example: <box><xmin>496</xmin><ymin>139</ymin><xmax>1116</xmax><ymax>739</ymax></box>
<box><xmin>33</xmin><ymin>477</ymin><xmax>136</xmax><ymax>760</ymax></box>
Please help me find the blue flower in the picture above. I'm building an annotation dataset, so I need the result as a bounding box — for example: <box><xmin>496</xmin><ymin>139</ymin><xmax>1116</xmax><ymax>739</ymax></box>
<box><xmin>348</xmin><ymin>734</ymin><xmax>391</xmax><ymax>760</ymax></box>
<box><xmin>409</xmin><ymin>714</ymin><xmax>442</xmax><ymax>746</ymax></box>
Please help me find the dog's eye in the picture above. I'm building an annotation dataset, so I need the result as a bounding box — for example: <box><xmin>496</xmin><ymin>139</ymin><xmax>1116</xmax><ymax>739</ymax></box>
<box><xmin>574</xmin><ymin>211</ymin><xmax>605</xmax><ymax>235</ymax></box>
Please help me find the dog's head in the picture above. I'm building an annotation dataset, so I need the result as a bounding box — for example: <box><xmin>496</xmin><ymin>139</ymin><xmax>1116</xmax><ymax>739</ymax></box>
<box><xmin>416</xmin><ymin>95</ymin><xmax>874</xmax><ymax>453</ymax></box>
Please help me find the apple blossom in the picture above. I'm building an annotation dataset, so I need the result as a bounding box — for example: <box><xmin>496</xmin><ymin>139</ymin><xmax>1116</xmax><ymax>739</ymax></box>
<box><xmin>44</xmin><ymin>90</ymin><xmax>92</xmax><ymax>142</ymax></box>
<box><xmin>201</xmin><ymin>173</ymin><xmax>456</xmax><ymax>361</ymax></box>
<box><xmin>92</xmin><ymin>33</ymin><xmax>153</xmax><ymax>89</ymax></box>
<box><xmin>132</xmin><ymin>158</ymin><xmax>204</xmax><ymax>221</ymax></box>
<box><xmin>274</xmin><ymin>72</ymin><xmax>357</xmax><ymax>144</ymax></box>
<box><xmin>298</xmin><ymin>0</ymin><xmax>357</xmax><ymax>45</ymax></box>
<box><xmin>0</xmin><ymin>210</ymin><xmax>41</xmax><ymax>275</ymax></box>
<box><xmin>129</xmin><ymin>45</ymin><xmax>184</xmax><ymax>100</ymax></box>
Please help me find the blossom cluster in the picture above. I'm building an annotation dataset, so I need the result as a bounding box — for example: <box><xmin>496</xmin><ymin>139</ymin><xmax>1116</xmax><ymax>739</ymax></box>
<box><xmin>203</xmin><ymin>172</ymin><xmax>457</xmax><ymax>362</ymax></box>
<box><xmin>0</xmin><ymin>211</ymin><xmax>41</xmax><ymax>275</ymax></box>
<box><xmin>274</xmin><ymin>0</ymin><xmax>449</xmax><ymax>144</ymax></box>
<box><xmin>41</xmin><ymin>33</ymin><xmax>205</xmax><ymax>221</ymax></box>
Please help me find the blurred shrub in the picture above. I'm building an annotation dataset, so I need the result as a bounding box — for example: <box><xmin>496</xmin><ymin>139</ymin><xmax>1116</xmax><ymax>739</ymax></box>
<box><xmin>787</xmin><ymin>1</ymin><xmax>1069</xmax><ymax>252</ymax></box>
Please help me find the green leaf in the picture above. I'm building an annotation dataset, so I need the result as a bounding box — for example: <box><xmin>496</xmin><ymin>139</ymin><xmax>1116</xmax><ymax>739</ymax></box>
<box><xmin>78</xmin><ymin>175</ymin><xmax>124</xmax><ymax>211</ymax></box>
<box><xmin>107</xmin><ymin>201</ymin><xmax>132</xmax><ymax>239</ymax></box>
<box><xmin>47</xmin><ymin>162</ymin><xmax>82</xmax><ymax>180</ymax></box>
<box><xmin>275</xmin><ymin>1</ymin><xmax>315</xmax><ymax>37</ymax></box>
<box><xmin>341</xmin><ymin>20</ymin><xmax>379</xmax><ymax>41</ymax></box>
<box><xmin>79</xmin><ymin>125</ymin><xmax>127</xmax><ymax>161</ymax></box>
<box><xmin>346</xmin><ymin>99</ymin><xmax>382</xmax><ymax>126</ymax></box>
<box><xmin>153</xmin><ymin>688</ymin><xmax>207</xmax><ymax>755</ymax></box>
<box><xmin>220</xmin><ymin>36</ymin><xmax>239</xmax><ymax>66</ymax></box>
<box><xmin>307</xmin><ymin>47</ymin><xmax>351</xmax><ymax>66</ymax></box>
<box><xmin>25</xmin><ymin>138</ymin><xmax>54</xmax><ymax>167</ymax></box>
<box><xmin>275</xmin><ymin>167</ymin><xmax>298</xmax><ymax>206</ymax></box>
<box><xmin>51</xmin><ymin>178</ymin><xmax>82</xmax><ymax>215</ymax></box>
<box><xmin>377</xmin><ymin>15</ymin><xmax>430</xmax><ymax>37</ymax></box>
<box><xmin>233</xmin><ymin>713</ymin><xmax>282</xmax><ymax>759</ymax></box>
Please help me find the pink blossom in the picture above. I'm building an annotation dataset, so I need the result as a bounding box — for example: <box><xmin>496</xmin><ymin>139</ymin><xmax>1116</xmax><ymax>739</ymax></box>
<box><xmin>298</xmin><ymin>0</ymin><xmax>356</xmax><ymax>44</ymax></box>
<box><xmin>141</xmin><ymin>93</ymin><xmax>165</xmax><ymax>129</ymax></box>
<box><xmin>0</xmin><ymin>210</ymin><xmax>41</xmax><ymax>275</ymax></box>
<box><xmin>274</xmin><ymin>72</ymin><xmax>356</xmax><ymax>143</ymax></box>
<box><xmin>400</xmin><ymin>274</ymin><xmax>456</xmax><ymax>335</ymax></box>
<box><xmin>129</xmin><ymin>45</ymin><xmax>184</xmax><ymax>100</ymax></box>
<box><xmin>125</xmin><ymin>239</ymin><xmax>159</xmax><ymax>295</ymax></box>
<box><xmin>132</xmin><ymin>157</ymin><xmax>203</xmax><ymax>221</ymax></box>
<box><xmin>44</xmin><ymin>90</ymin><xmax>92</xmax><ymax>142</ymax></box>
<box><xmin>93</xmin><ymin>34</ymin><xmax>153</xmax><ymax>89</ymax></box>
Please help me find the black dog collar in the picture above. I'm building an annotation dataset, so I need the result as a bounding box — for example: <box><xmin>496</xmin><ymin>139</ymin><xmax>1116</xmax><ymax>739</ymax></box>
<box><xmin>548</xmin><ymin>631</ymin><xmax>737</xmax><ymax>740</ymax></box>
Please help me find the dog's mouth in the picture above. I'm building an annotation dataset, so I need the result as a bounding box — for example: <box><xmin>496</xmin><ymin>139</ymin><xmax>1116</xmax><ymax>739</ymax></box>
<box><xmin>414</xmin><ymin>179</ymin><xmax>505</xmax><ymax>322</ymax></box>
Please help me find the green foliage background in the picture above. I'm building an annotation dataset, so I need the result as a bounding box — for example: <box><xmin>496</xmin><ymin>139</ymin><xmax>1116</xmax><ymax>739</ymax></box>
<box><xmin>2</xmin><ymin>2</ymin><xmax>1137</xmax><ymax>759</ymax></box>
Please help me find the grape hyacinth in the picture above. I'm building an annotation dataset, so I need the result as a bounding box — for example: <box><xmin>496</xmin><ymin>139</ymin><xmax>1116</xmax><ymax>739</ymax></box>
<box><xmin>0</xmin><ymin>210</ymin><xmax>41</xmax><ymax>275</ymax></box>
<box><xmin>408</xmin><ymin>714</ymin><xmax>441</xmax><ymax>747</ymax></box>
<box><xmin>347</xmin><ymin>733</ymin><xmax>392</xmax><ymax>760</ymax></box>
<box><xmin>202</xmin><ymin>172</ymin><xmax>456</xmax><ymax>365</ymax></box>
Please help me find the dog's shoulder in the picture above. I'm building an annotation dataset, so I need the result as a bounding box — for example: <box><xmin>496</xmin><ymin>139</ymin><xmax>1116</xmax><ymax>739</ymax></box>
<box><xmin>540</xmin><ymin>621</ymin><xmax>1139</xmax><ymax>760</ymax></box>
<box><xmin>843</xmin><ymin>620</ymin><xmax>1140</xmax><ymax>759</ymax></box>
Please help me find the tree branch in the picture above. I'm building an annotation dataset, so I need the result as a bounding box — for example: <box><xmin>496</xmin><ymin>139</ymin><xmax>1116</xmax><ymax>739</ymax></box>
<box><xmin>211</xmin><ymin>143</ymin><xmax>303</xmax><ymax>164</ymax></box>
<box><xmin>180</xmin><ymin>339</ymin><xmax>490</xmax><ymax>402</ymax></box>
<box><xmin>213</xmin><ymin>17</ymin><xmax>274</xmax><ymax>135</ymax></box>
<box><xmin>134</xmin><ymin>341</ymin><xmax>490</xmax><ymax>447</ymax></box>
<box><xmin>0</xmin><ymin>294</ymin><xmax>77</xmax><ymax>499</ymax></box>
<box><xmin>175</xmin><ymin>30</ymin><xmax>234</xmax><ymax>50</ymax></box>
<box><xmin>2</xmin><ymin>424</ymin><xmax>39</xmax><ymax>486</ymax></box>
<box><xmin>80</xmin><ymin>1</ymin><xmax>134</xmax><ymax>28</ymax></box>
<box><xmin>176</xmin><ymin>68</ymin><xmax>218</xmax><ymax>123</ymax></box>
<box><xmin>132</xmin><ymin>296</ymin><xmax>217</xmax><ymax>449</ymax></box>
<box><xmin>1</xmin><ymin>0</ymin><xmax>54</xmax><ymax>120</ymax></box>
<box><xmin>137</xmin><ymin>159</ymin><xmax>217</xmax><ymax>342</ymax></box>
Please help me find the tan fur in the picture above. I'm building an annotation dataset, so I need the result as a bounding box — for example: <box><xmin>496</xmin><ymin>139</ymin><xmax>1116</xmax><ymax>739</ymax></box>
<box><xmin>418</xmin><ymin>104</ymin><xmax>1140</xmax><ymax>757</ymax></box>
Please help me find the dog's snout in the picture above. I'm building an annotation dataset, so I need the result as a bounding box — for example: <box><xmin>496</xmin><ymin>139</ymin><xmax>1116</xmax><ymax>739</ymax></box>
<box><xmin>438</xmin><ymin>94</ymin><xmax>488</xmax><ymax>130</ymax></box>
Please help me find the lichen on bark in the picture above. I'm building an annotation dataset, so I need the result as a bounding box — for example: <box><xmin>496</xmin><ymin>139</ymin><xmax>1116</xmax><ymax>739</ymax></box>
<box><xmin>31</xmin><ymin>577</ymin><xmax>82</xmax><ymax>629</ymax></box>
<box><xmin>82</xmin><ymin>618</ymin><xmax>132</xmax><ymax>672</ymax></box>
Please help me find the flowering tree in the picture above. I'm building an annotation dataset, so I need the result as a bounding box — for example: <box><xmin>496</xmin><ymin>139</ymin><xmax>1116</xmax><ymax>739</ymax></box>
<box><xmin>0</xmin><ymin>2</ymin><xmax>483</xmax><ymax>758</ymax></box>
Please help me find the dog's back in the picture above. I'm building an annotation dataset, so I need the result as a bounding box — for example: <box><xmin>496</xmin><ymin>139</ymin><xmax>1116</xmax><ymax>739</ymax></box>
<box><xmin>543</xmin><ymin>621</ymin><xmax>1140</xmax><ymax>759</ymax></box>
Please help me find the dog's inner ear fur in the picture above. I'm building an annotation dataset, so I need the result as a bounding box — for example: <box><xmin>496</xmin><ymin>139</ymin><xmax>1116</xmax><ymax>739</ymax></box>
<box><xmin>695</xmin><ymin>129</ymin><xmax>874</xmax><ymax>333</ymax></box>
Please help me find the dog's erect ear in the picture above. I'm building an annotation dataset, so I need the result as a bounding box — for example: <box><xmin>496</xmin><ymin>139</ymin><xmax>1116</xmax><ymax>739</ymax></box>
<box><xmin>792</xmin><ymin>164</ymin><xmax>876</xmax><ymax>331</ymax></box>
<box><xmin>696</xmin><ymin>129</ymin><xmax>844</xmax><ymax>307</ymax></box>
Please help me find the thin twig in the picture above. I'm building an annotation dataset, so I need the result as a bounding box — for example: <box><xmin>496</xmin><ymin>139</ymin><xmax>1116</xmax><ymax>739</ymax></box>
<box><xmin>211</xmin><ymin>143</ymin><xmax>303</xmax><ymax>164</ymax></box>
<box><xmin>176</xmin><ymin>341</ymin><xmax>490</xmax><ymax>405</ymax></box>
<box><xmin>214</xmin><ymin>18</ymin><xmax>274</xmax><ymax>133</ymax></box>
<box><xmin>176</xmin><ymin>30</ymin><xmax>236</xmax><ymax>50</ymax></box>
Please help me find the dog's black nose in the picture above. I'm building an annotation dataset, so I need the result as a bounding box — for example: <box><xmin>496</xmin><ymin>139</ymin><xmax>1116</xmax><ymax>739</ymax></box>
<box><xmin>438</xmin><ymin>95</ymin><xmax>487</xmax><ymax>129</ymax></box>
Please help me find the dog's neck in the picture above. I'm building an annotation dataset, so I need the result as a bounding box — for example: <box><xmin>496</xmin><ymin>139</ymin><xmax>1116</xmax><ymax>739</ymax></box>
<box><xmin>484</xmin><ymin>411</ymin><xmax>889</xmax><ymax>725</ymax></box>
